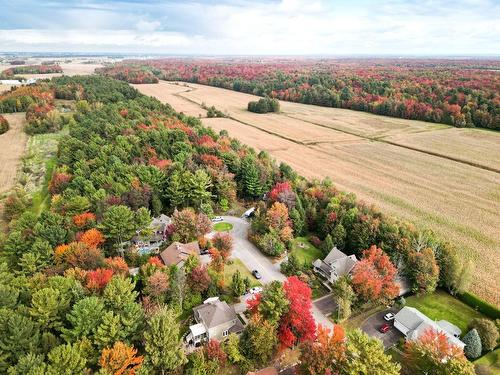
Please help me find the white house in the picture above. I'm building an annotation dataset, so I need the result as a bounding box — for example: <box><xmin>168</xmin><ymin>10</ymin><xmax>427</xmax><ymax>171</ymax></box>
<box><xmin>312</xmin><ymin>247</ymin><xmax>358</xmax><ymax>285</ymax></box>
<box><xmin>394</xmin><ymin>306</ymin><xmax>465</xmax><ymax>349</ymax></box>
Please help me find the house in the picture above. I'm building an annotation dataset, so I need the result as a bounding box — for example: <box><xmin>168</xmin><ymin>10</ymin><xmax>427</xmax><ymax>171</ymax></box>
<box><xmin>394</xmin><ymin>306</ymin><xmax>465</xmax><ymax>349</ymax></box>
<box><xmin>159</xmin><ymin>241</ymin><xmax>200</xmax><ymax>267</ymax></box>
<box><xmin>185</xmin><ymin>297</ymin><xmax>245</xmax><ymax>346</ymax></box>
<box><xmin>312</xmin><ymin>247</ymin><xmax>358</xmax><ymax>285</ymax></box>
<box><xmin>130</xmin><ymin>214</ymin><xmax>171</xmax><ymax>255</ymax></box>
<box><xmin>247</xmin><ymin>367</ymin><xmax>279</xmax><ymax>375</ymax></box>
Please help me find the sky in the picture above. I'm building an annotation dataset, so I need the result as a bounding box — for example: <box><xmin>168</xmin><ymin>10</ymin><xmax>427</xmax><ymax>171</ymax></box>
<box><xmin>0</xmin><ymin>0</ymin><xmax>499</xmax><ymax>56</ymax></box>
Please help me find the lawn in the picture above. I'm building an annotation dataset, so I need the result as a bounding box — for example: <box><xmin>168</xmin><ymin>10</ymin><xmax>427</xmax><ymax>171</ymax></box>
<box><xmin>214</xmin><ymin>222</ymin><xmax>233</xmax><ymax>232</ymax></box>
<box><xmin>224</xmin><ymin>258</ymin><xmax>261</xmax><ymax>288</ymax></box>
<box><xmin>290</xmin><ymin>236</ymin><xmax>322</xmax><ymax>267</ymax></box>
<box><xmin>405</xmin><ymin>290</ymin><xmax>485</xmax><ymax>333</ymax></box>
<box><xmin>474</xmin><ymin>349</ymin><xmax>500</xmax><ymax>375</ymax></box>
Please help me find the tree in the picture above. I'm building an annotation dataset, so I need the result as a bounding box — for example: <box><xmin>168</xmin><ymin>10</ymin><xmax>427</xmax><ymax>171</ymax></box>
<box><xmin>64</xmin><ymin>242</ymin><xmax>105</xmax><ymax>270</ymax></box>
<box><xmin>351</xmin><ymin>245</ymin><xmax>399</xmax><ymax>303</ymax></box>
<box><xmin>188</xmin><ymin>265</ymin><xmax>211</xmax><ymax>293</ymax></box>
<box><xmin>145</xmin><ymin>270</ymin><xmax>169</xmax><ymax>302</ymax></box>
<box><xmin>231</xmin><ymin>270</ymin><xmax>246</xmax><ymax>297</ymax></box>
<box><xmin>104</xmin><ymin>256</ymin><xmax>129</xmax><ymax>275</ymax></box>
<box><xmin>100</xmin><ymin>205</ymin><xmax>138</xmax><ymax>247</ymax></box>
<box><xmin>279</xmin><ymin>276</ymin><xmax>316</xmax><ymax>347</ymax></box>
<box><xmin>206</xmin><ymin>339</ymin><xmax>227</xmax><ymax>366</ymax></box>
<box><xmin>86</xmin><ymin>268</ymin><xmax>114</xmax><ymax>291</ymax></box>
<box><xmin>343</xmin><ymin>329</ymin><xmax>400</xmax><ymax>375</ymax></box>
<box><xmin>0</xmin><ymin>310</ymin><xmax>40</xmax><ymax>367</ymax></box>
<box><xmin>468</xmin><ymin>318</ymin><xmax>499</xmax><ymax>352</ymax></box>
<box><xmin>144</xmin><ymin>307</ymin><xmax>187</xmax><ymax>373</ymax></box>
<box><xmin>280</xmin><ymin>253</ymin><xmax>302</xmax><ymax>276</ymax></box>
<box><xmin>212</xmin><ymin>232</ymin><xmax>233</xmax><ymax>260</ymax></box>
<box><xmin>321</xmin><ymin>234</ymin><xmax>334</xmax><ymax>255</ymax></box>
<box><xmin>300</xmin><ymin>325</ymin><xmax>345</xmax><ymax>375</ymax></box>
<box><xmin>30</xmin><ymin>287</ymin><xmax>70</xmax><ymax>332</ymax></box>
<box><xmin>258</xmin><ymin>231</ymin><xmax>285</xmax><ymax>257</ymax></box>
<box><xmin>62</xmin><ymin>296</ymin><xmax>105</xmax><ymax>342</ymax></box>
<box><xmin>403</xmin><ymin>328</ymin><xmax>474</xmax><ymax>375</ymax></box>
<box><xmin>79</xmin><ymin>228</ymin><xmax>105</xmax><ymax>249</ymax></box>
<box><xmin>185</xmin><ymin>350</ymin><xmax>219</xmax><ymax>375</ymax></box>
<box><xmin>462</xmin><ymin>329</ymin><xmax>482</xmax><ymax>359</ymax></box>
<box><xmin>99</xmin><ymin>341</ymin><xmax>143</xmax><ymax>375</ymax></box>
<box><xmin>266</xmin><ymin>202</ymin><xmax>290</xmax><ymax>232</ymax></box>
<box><xmin>239</xmin><ymin>314</ymin><xmax>278</xmax><ymax>366</ymax></box>
<box><xmin>408</xmin><ymin>247</ymin><xmax>439</xmax><ymax>293</ymax></box>
<box><xmin>257</xmin><ymin>280</ymin><xmax>289</xmax><ymax>326</ymax></box>
<box><xmin>171</xmin><ymin>208</ymin><xmax>197</xmax><ymax>242</ymax></box>
<box><xmin>223</xmin><ymin>334</ymin><xmax>244</xmax><ymax>364</ymax></box>
<box><xmin>240</xmin><ymin>155</ymin><xmax>262</xmax><ymax>199</ymax></box>
<box><xmin>436</xmin><ymin>243</ymin><xmax>472</xmax><ymax>294</ymax></box>
<box><xmin>47</xmin><ymin>343</ymin><xmax>88</xmax><ymax>374</ymax></box>
<box><xmin>332</xmin><ymin>276</ymin><xmax>355</xmax><ymax>321</ymax></box>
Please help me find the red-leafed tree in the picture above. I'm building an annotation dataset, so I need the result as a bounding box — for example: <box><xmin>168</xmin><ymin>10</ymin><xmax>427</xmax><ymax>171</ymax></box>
<box><xmin>145</xmin><ymin>270</ymin><xmax>169</xmax><ymax>300</ymax></box>
<box><xmin>188</xmin><ymin>265</ymin><xmax>211</xmax><ymax>293</ymax></box>
<box><xmin>300</xmin><ymin>324</ymin><xmax>346</xmax><ymax>375</ymax></box>
<box><xmin>48</xmin><ymin>172</ymin><xmax>72</xmax><ymax>195</ymax></box>
<box><xmin>269</xmin><ymin>181</ymin><xmax>296</xmax><ymax>210</ymax></box>
<box><xmin>206</xmin><ymin>339</ymin><xmax>227</xmax><ymax>365</ymax></box>
<box><xmin>279</xmin><ymin>276</ymin><xmax>316</xmax><ymax>347</ymax></box>
<box><xmin>403</xmin><ymin>328</ymin><xmax>474</xmax><ymax>375</ymax></box>
<box><xmin>86</xmin><ymin>268</ymin><xmax>114</xmax><ymax>291</ymax></box>
<box><xmin>351</xmin><ymin>245</ymin><xmax>399</xmax><ymax>303</ymax></box>
<box><xmin>212</xmin><ymin>232</ymin><xmax>233</xmax><ymax>261</ymax></box>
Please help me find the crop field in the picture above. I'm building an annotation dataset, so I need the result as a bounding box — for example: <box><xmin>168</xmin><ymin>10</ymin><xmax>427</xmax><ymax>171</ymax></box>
<box><xmin>0</xmin><ymin>113</ymin><xmax>28</xmax><ymax>195</ymax></box>
<box><xmin>0</xmin><ymin>60</ymin><xmax>103</xmax><ymax>80</ymax></box>
<box><xmin>135</xmin><ymin>81</ymin><xmax>500</xmax><ymax>306</ymax></box>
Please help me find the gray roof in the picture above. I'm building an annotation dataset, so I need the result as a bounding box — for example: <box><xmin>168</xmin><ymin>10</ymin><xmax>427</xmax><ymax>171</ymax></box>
<box><xmin>395</xmin><ymin>307</ymin><xmax>465</xmax><ymax>348</ymax></box>
<box><xmin>313</xmin><ymin>247</ymin><xmax>358</xmax><ymax>280</ymax></box>
<box><xmin>193</xmin><ymin>298</ymin><xmax>237</xmax><ymax>329</ymax></box>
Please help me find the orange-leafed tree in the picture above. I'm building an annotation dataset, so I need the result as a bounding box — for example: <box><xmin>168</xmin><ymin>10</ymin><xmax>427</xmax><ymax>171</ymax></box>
<box><xmin>209</xmin><ymin>247</ymin><xmax>224</xmax><ymax>273</ymax></box>
<box><xmin>351</xmin><ymin>245</ymin><xmax>399</xmax><ymax>303</ymax></box>
<box><xmin>212</xmin><ymin>232</ymin><xmax>233</xmax><ymax>261</ymax></box>
<box><xmin>86</xmin><ymin>268</ymin><xmax>114</xmax><ymax>291</ymax></box>
<box><xmin>80</xmin><ymin>228</ymin><xmax>105</xmax><ymax>249</ymax></box>
<box><xmin>54</xmin><ymin>243</ymin><xmax>70</xmax><ymax>262</ymax></box>
<box><xmin>403</xmin><ymin>328</ymin><xmax>474</xmax><ymax>375</ymax></box>
<box><xmin>99</xmin><ymin>341</ymin><xmax>143</xmax><ymax>375</ymax></box>
<box><xmin>72</xmin><ymin>212</ymin><xmax>96</xmax><ymax>228</ymax></box>
<box><xmin>300</xmin><ymin>324</ymin><xmax>346</xmax><ymax>375</ymax></box>
<box><xmin>104</xmin><ymin>257</ymin><xmax>129</xmax><ymax>275</ymax></box>
<box><xmin>65</xmin><ymin>242</ymin><xmax>105</xmax><ymax>270</ymax></box>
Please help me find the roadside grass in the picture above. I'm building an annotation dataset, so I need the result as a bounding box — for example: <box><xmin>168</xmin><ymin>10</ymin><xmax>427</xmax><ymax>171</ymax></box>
<box><xmin>405</xmin><ymin>290</ymin><xmax>485</xmax><ymax>333</ymax></box>
<box><xmin>214</xmin><ymin>222</ymin><xmax>234</xmax><ymax>232</ymax></box>
<box><xmin>474</xmin><ymin>349</ymin><xmax>500</xmax><ymax>375</ymax></box>
<box><xmin>224</xmin><ymin>258</ymin><xmax>261</xmax><ymax>288</ymax></box>
<box><xmin>290</xmin><ymin>236</ymin><xmax>322</xmax><ymax>267</ymax></box>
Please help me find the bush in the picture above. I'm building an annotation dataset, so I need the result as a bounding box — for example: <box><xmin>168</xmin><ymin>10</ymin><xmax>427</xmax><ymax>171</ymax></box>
<box><xmin>257</xmin><ymin>232</ymin><xmax>285</xmax><ymax>256</ymax></box>
<box><xmin>247</xmin><ymin>97</ymin><xmax>280</xmax><ymax>113</ymax></box>
<box><xmin>0</xmin><ymin>115</ymin><xmax>8</xmax><ymax>134</ymax></box>
<box><xmin>458</xmin><ymin>292</ymin><xmax>500</xmax><ymax>320</ymax></box>
<box><xmin>463</xmin><ymin>329</ymin><xmax>482</xmax><ymax>359</ymax></box>
<box><xmin>468</xmin><ymin>318</ymin><xmax>499</xmax><ymax>352</ymax></box>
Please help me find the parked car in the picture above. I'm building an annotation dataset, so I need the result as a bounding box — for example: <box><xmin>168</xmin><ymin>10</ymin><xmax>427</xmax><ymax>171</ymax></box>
<box><xmin>249</xmin><ymin>287</ymin><xmax>263</xmax><ymax>294</ymax></box>
<box><xmin>384</xmin><ymin>312</ymin><xmax>395</xmax><ymax>321</ymax></box>
<box><xmin>379</xmin><ymin>323</ymin><xmax>390</xmax><ymax>333</ymax></box>
<box><xmin>211</xmin><ymin>216</ymin><xmax>223</xmax><ymax>222</ymax></box>
<box><xmin>200</xmin><ymin>248</ymin><xmax>209</xmax><ymax>255</ymax></box>
<box><xmin>252</xmin><ymin>270</ymin><xmax>262</xmax><ymax>279</ymax></box>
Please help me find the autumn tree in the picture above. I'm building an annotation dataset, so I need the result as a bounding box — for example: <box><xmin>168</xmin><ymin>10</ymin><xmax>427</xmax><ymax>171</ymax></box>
<box><xmin>188</xmin><ymin>265</ymin><xmax>211</xmax><ymax>293</ymax></box>
<box><xmin>86</xmin><ymin>268</ymin><xmax>114</xmax><ymax>291</ymax></box>
<box><xmin>239</xmin><ymin>314</ymin><xmax>278</xmax><ymax>366</ymax></box>
<box><xmin>64</xmin><ymin>242</ymin><xmax>105</xmax><ymax>270</ymax></box>
<box><xmin>403</xmin><ymin>328</ymin><xmax>474</xmax><ymax>375</ymax></box>
<box><xmin>79</xmin><ymin>228</ymin><xmax>105</xmax><ymax>249</ymax></box>
<box><xmin>172</xmin><ymin>208</ymin><xmax>212</xmax><ymax>242</ymax></box>
<box><xmin>144</xmin><ymin>307</ymin><xmax>187</xmax><ymax>373</ymax></box>
<box><xmin>332</xmin><ymin>276</ymin><xmax>355</xmax><ymax>321</ymax></box>
<box><xmin>351</xmin><ymin>245</ymin><xmax>399</xmax><ymax>303</ymax></box>
<box><xmin>300</xmin><ymin>325</ymin><xmax>345</xmax><ymax>375</ymax></box>
<box><xmin>144</xmin><ymin>270</ymin><xmax>169</xmax><ymax>302</ymax></box>
<box><xmin>279</xmin><ymin>276</ymin><xmax>316</xmax><ymax>347</ymax></box>
<box><xmin>206</xmin><ymin>339</ymin><xmax>227</xmax><ymax>366</ymax></box>
<box><xmin>468</xmin><ymin>318</ymin><xmax>499</xmax><ymax>352</ymax></box>
<box><xmin>212</xmin><ymin>232</ymin><xmax>233</xmax><ymax>260</ymax></box>
<box><xmin>344</xmin><ymin>329</ymin><xmax>400</xmax><ymax>375</ymax></box>
<box><xmin>231</xmin><ymin>270</ymin><xmax>246</xmax><ymax>297</ymax></box>
<box><xmin>257</xmin><ymin>280</ymin><xmax>289</xmax><ymax>326</ymax></box>
<box><xmin>104</xmin><ymin>256</ymin><xmax>129</xmax><ymax>275</ymax></box>
<box><xmin>99</xmin><ymin>341</ymin><xmax>143</xmax><ymax>375</ymax></box>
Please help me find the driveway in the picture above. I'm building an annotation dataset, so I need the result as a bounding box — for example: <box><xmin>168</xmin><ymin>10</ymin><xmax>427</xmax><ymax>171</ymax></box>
<box><xmin>360</xmin><ymin>307</ymin><xmax>403</xmax><ymax>348</ymax></box>
<box><xmin>218</xmin><ymin>216</ymin><xmax>334</xmax><ymax>330</ymax></box>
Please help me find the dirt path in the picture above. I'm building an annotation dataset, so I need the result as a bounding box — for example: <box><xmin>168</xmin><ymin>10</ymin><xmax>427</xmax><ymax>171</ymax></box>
<box><xmin>134</xmin><ymin>81</ymin><xmax>500</xmax><ymax>306</ymax></box>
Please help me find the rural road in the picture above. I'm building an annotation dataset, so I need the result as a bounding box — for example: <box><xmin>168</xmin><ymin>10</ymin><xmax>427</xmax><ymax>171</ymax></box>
<box><xmin>214</xmin><ymin>216</ymin><xmax>334</xmax><ymax>330</ymax></box>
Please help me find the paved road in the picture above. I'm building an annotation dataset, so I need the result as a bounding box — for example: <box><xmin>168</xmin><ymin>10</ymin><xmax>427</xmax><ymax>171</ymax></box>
<box><xmin>217</xmin><ymin>216</ymin><xmax>334</xmax><ymax>330</ymax></box>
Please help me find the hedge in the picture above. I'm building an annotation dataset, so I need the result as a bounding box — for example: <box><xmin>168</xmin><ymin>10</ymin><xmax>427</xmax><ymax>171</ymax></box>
<box><xmin>458</xmin><ymin>292</ymin><xmax>500</xmax><ymax>320</ymax></box>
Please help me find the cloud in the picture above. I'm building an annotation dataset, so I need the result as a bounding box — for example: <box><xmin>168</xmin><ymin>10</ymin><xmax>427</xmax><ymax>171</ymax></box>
<box><xmin>0</xmin><ymin>0</ymin><xmax>498</xmax><ymax>55</ymax></box>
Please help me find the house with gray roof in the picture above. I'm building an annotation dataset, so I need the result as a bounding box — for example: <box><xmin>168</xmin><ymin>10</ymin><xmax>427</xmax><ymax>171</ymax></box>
<box><xmin>312</xmin><ymin>247</ymin><xmax>358</xmax><ymax>285</ymax></box>
<box><xmin>185</xmin><ymin>297</ymin><xmax>244</xmax><ymax>347</ymax></box>
<box><xmin>394</xmin><ymin>306</ymin><xmax>465</xmax><ymax>349</ymax></box>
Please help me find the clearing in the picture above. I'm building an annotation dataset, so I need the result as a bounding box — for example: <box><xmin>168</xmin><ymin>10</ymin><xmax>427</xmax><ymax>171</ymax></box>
<box><xmin>290</xmin><ymin>237</ymin><xmax>322</xmax><ymax>267</ymax></box>
<box><xmin>134</xmin><ymin>81</ymin><xmax>500</xmax><ymax>306</ymax></box>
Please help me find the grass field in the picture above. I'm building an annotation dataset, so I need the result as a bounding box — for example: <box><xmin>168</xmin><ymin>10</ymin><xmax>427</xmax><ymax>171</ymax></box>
<box><xmin>224</xmin><ymin>258</ymin><xmax>261</xmax><ymax>288</ymax></box>
<box><xmin>405</xmin><ymin>290</ymin><xmax>485</xmax><ymax>332</ymax></box>
<box><xmin>134</xmin><ymin>81</ymin><xmax>500</xmax><ymax>306</ymax></box>
<box><xmin>290</xmin><ymin>237</ymin><xmax>322</xmax><ymax>267</ymax></box>
<box><xmin>214</xmin><ymin>222</ymin><xmax>234</xmax><ymax>232</ymax></box>
<box><xmin>474</xmin><ymin>349</ymin><xmax>500</xmax><ymax>375</ymax></box>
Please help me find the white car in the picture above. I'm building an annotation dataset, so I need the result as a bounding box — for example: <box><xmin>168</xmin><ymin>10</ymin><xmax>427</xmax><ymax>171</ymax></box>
<box><xmin>384</xmin><ymin>312</ymin><xmax>395</xmax><ymax>321</ymax></box>
<box><xmin>249</xmin><ymin>287</ymin><xmax>263</xmax><ymax>294</ymax></box>
<box><xmin>211</xmin><ymin>216</ymin><xmax>223</xmax><ymax>222</ymax></box>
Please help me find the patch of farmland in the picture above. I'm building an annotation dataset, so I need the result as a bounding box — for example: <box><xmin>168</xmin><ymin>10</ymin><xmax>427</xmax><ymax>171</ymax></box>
<box><xmin>0</xmin><ymin>113</ymin><xmax>28</xmax><ymax>195</ymax></box>
<box><xmin>135</xmin><ymin>81</ymin><xmax>500</xmax><ymax>306</ymax></box>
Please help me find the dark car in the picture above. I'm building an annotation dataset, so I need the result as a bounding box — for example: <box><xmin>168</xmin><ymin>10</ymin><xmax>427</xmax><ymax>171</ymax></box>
<box><xmin>252</xmin><ymin>270</ymin><xmax>262</xmax><ymax>279</ymax></box>
<box><xmin>379</xmin><ymin>323</ymin><xmax>390</xmax><ymax>333</ymax></box>
<box><xmin>200</xmin><ymin>248</ymin><xmax>209</xmax><ymax>255</ymax></box>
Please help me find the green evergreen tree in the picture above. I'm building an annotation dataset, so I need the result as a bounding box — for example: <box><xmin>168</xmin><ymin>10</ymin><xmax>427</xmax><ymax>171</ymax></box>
<box><xmin>99</xmin><ymin>205</ymin><xmax>137</xmax><ymax>247</ymax></box>
<box><xmin>29</xmin><ymin>287</ymin><xmax>70</xmax><ymax>332</ymax></box>
<box><xmin>463</xmin><ymin>329</ymin><xmax>482</xmax><ymax>359</ymax></box>
<box><xmin>240</xmin><ymin>156</ymin><xmax>261</xmax><ymax>199</ymax></box>
<box><xmin>47</xmin><ymin>343</ymin><xmax>87</xmax><ymax>374</ymax></box>
<box><xmin>231</xmin><ymin>270</ymin><xmax>246</xmax><ymax>297</ymax></box>
<box><xmin>61</xmin><ymin>297</ymin><xmax>105</xmax><ymax>342</ymax></box>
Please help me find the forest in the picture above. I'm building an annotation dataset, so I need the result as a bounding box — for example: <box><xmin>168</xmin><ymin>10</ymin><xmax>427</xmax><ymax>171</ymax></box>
<box><xmin>129</xmin><ymin>58</ymin><xmax>500</xmax><ymax>130</ymax></box>
<box><xmin>0</xmin><ymin>75</ymin><xmax>488</xmax><ymax>374</ymax></box>
<box><xmin>96</xmin><ymin>65</ymin><xmax>160</xmax><ymax>84</ymax></box>
<box><xmin>1</xmin><ymin>64</ymin><xmax>63</xmax><ymax>76</ymax></box>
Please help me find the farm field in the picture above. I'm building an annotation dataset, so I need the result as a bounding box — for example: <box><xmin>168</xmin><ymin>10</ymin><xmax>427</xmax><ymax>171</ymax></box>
<box><xmin>135</xmin><ymin>81</ymin><xmax>500</xmax><ymax>306</ymax></box>
<box><xmin>0</xmin><ymin>113</ymin><xmax>28</xmax><ymax>196</ymax></box>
